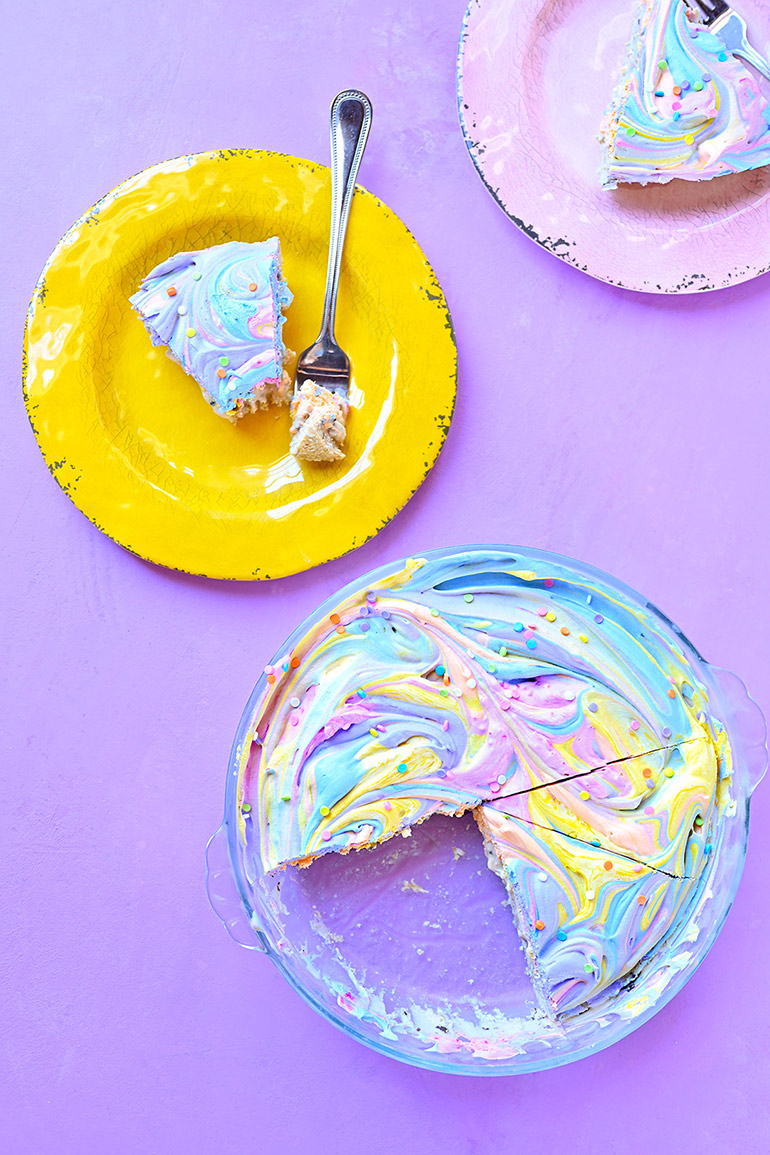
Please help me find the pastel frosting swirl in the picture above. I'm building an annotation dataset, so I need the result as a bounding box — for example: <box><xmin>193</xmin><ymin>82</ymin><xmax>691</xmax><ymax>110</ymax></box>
<box><xmin>239</xmin><ymin>550</ymin><xmax>730</xmax><ymax>1014</ymax></box>
<box><xmin>601</xmin><ymin>0</ymin><xmax>770</xmax><ymax>187</ymax></box>
<box><xmin>130</xmin><ymin>238</ymin><xmax>292</xmax><ymax>416</ymax></box>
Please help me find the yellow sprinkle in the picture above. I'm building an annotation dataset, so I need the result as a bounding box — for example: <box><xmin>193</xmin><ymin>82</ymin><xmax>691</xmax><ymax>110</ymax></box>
<box><xmin>685</xmin><ymin>135</ymin><xmax>694</xmax><ymax>146</ymax></box>
<box><xmin>186</xmin><ymin>327</ymin><xmax>196</xmax><ymax>337</ymax></box>
<box><xmin>580</xmin><ymin>790</ymin><xmax>590</xmax><ymax>801</ymax></box>
<box><xmin>320</xmin><ymin>806</ymin><xmax>330</xmax><ymax>816</ymax></box>
<box><xmin>579</xmin><ymin>634</ymin><xmax>588</xmax><ymax>643</ymax></box>
<box><xmin>369</xmin><ymin>728</ymin><xmax>379</xmax><ymax>737</ymax></box>
<box><xmin>664</xmin><ymin>768</ymin><xmax>674</xmax><ymax>778</ymax></box>
<box><xmin>546</xmin><ymin>612</ymin><xmax>556</xmax><ymax>622</ymax></box>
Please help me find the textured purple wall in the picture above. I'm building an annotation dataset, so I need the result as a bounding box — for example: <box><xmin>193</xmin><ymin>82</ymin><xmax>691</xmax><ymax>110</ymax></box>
<box><xmin>3</xmin><ymin>1</ymin><xmax>769</xmax><ymax>1152</ymax></box>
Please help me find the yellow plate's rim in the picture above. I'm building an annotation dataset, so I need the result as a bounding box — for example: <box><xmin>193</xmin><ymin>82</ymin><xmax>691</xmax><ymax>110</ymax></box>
<box><xmin>22</xmin><ymin>148</ymin><xmax>458</xmax><ymax>582</ymax></box>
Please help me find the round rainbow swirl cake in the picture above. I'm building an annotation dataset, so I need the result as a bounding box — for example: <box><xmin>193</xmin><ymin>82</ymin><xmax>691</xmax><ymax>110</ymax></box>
<box><xmin>238</xmin><ymin>550</ymin><xmax>732</xmax><ymax>1017</ymax></box>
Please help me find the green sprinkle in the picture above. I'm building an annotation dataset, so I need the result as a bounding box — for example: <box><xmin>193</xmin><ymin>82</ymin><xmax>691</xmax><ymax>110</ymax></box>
<box><xmin>464</xmin><ymin>594</ymin><xmax>474</xmax><ymax>603</ymax></box>
<box><xmin>281</xmin><ymin>793</ymin><xmax>291</xmax><ymax>802</ymax></box>
<box><xmin>320</xmin><ymin>805</ymin><xmax>330</xmax><ymax>816</ymax></box>
<box><xmin>659</xmin><ymin>59</ymin><xmax>667</xmax><ymax>70</ymax></box>
<box><xmin>500</xmin><ymin>646</ymin><xmax>508</xmax><ymax>657</ymax></box>
<box><xmin>626</xmin><ymin>127</ymin><xmax>636</xmax><ymax>137</ymax></box>
<box><xmin>219</xmin><ymin>356</ymin><xmax>230</xmax><ymax>366</ymax></box>
<box><xmin>397</xmin><ymin>763</ymin><xmax>408</xmax><ymax>774</ymax></box>
<box><xmin>439</xmin><ymin>689</ymin><xmax>449</xmax><ymax>698</ymax></box>
<box><xmin>694</xmin><ymin>816</ymin><xmax>704</xmax><ymax>827</ymax></box>
<box><xmin>242</xmin><ymin>803</ymin><xmax>251</xmax><ymax>813</ymax></box>
<box><xmin>192</xmin><ymin>270</ymin><xmax>202</xmax><ymax>280</ymax></box>
<box><xmin>694</xmin><ymin>80</ymin><xmax>703</xmax><ymax>91</ymax></box>
<box><xmin>584</xmin><ymin>963</ymin><xmax>593</xmax><ymax>974</ymax></box>
<box><xmin>431</xmin><ymin>608</ymin><xmax>439</xmax><ymax>617</ymax></box>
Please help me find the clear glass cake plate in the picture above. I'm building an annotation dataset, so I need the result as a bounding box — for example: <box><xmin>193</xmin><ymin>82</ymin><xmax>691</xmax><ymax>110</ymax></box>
<box><xmin>206</xmin><ymin>545</ymin><xmax>767</xmax><ymax>1075</ymax></box>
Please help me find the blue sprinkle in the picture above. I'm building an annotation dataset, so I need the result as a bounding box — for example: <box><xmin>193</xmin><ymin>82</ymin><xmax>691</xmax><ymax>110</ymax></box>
<box><xmin>436</xmin><ymin>665</ymin><xmax>445</xmax><ymax>676</ymax></box>
<box><xmin>437</xmin><ymin>770</ymin><xmax>447</xmax><ymax>778</ymax></box>
<box><xmin>381</xmin><ymin>610</ymin><xmax>391</xmax><ymax>619</ymax></box>
<box><xmin>594</xmin><ymin>614</ymin><xmax>604</xmax><ymax>624</ymax></box>
<box><xmin>591</xmin><ymin>839</ymin><xmax>601</xmax><ymax>848</ymax></box>
<box><xmin>526</xmin><ymin>639</ymin><xmax>537</xmax><ymax>649</ymax></box>
<box><xmin>662</xmin><ymin>727</ymin><xmax>672</xmax><ymax>738</ymax></box>
<box><xmin>673</xmin><ymin>112</ymin><xmax>680</xmax><ymax>121</ymax></box>
<box><xmin>359</xmin><ymin>621</ymin><xmax>370</xmax><ymax>633</ymax></box>
<box><xmin>718</xmin><ymin>51</ymin><xmax>727</xmax><ymax>61</ymax></box>
<box><xmin>357</xmin><ymin>689</ymin><xmax>367</xmax><ymax>698</ymax></box>
<box><xmin>680</xmin><ymin>80</ymin><xmax>690</xmax><ymax>90</ymax></box>
<box><xmin>283</xmin><ymin>662</ymin><xmax>289</xmax><ymax>673</ymax></box>
<box><xmin>557</xmin><ymin>930</ymin><xmax>567</xmax><ymax>942</ymax></box>
<box><xmin>654</xmin><ymin>90</ymin><xmax>665</xmax><ymax>97</ymax></box>
<box><xmin>704</xmin><ymin>842</ymin><xmax>712</xmax><ymax>854</ymax></box>
<box><xmin>588</xmin><ymin>702</ymin><xmax>599</xmax><ymax>713</ymax></box>
<box><xmin>397</xmin><ymin>763</ymin><xmax>408</xmax><ymax>774</ymax></box>
<box><xmin>514</xmin><ymin>622</ymin><xmax>524</xmax><ymax>632</ymax></box>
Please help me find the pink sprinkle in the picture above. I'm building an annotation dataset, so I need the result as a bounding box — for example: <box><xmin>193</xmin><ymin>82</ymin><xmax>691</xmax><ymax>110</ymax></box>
<box><xmin>523</xmin><ymin>630</ymin><xmax>534</xmax><ymax>641</ymax></box>
<box><xmin>490</xmin><ymin>783</ymin><xmax>501</xmax><ymax>793</ymax></box>
<box><xmin>443</xmin><ymin>720</ymin><xmax>450</xmax><ymax>731</ymax></box>
<box><xmin>322</xmin><ymin>833</ymin><xmax>331</xmax><ymax>841</ymax></box>
<box><xmin>644</xmin><ymin>806</ymin><xmax>654</xmax><ymax>816</ymax></box>
<box><xmin>630</xmin><ymin>719</ymin><xmax>640</xmax><ymax>731</ymax></box>
<box><xmin>672</xmin><ymin>101</ymin><xmax>681</xmax><ymax>110</ymax></box>
<box><xmin>537</xmin><ymin>608</ymin><xmax>548</xmax><ymax>617</ymax></box>
<box><xmin>510</xmin><ymin>685</ymin><xmax>521</xmax><ymax>698</ymax></box>
<box><xmin>500</xmin><ymin>699</ymin><xmax>510</xmax><ymax>711</ymax></box>
<box><xmin>384</xmin><ymin>800</ymin><xmax>392</xmax><ymax>810</ymax></box>
<box><xmin>290</xmin><ymin>715</ymin><xmax>299</xmax><ymax>727</ymax></box>
<box><xmin>544</xmin><ymin>578</ymin><xmax>554</xmax><ymax>588</ymax></box>
<box><xmin>264</xmin><ymin>666</ymin><xmax>274</xmax><ymax>675</ymax></box>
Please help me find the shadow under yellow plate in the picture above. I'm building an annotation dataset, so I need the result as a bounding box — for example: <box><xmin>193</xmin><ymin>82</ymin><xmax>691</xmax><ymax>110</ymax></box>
<box><xmin>24</xmin><ymin>150</ymin><xmax>457</xmax><ymax>579</ymax></box>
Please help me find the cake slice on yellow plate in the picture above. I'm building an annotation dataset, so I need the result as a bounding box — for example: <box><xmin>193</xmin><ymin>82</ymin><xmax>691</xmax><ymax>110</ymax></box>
<box><xmin>601</xmin><ymin>0</ymin><xmax>770</xmax><ymax>187</ymax></box>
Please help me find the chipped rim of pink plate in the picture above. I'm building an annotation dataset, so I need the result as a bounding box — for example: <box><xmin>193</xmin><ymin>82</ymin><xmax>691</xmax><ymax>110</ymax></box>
<box><xmin>457</xmin><ymin>0</ymin><xmax>770</xmax><ymax>294</ymax></box>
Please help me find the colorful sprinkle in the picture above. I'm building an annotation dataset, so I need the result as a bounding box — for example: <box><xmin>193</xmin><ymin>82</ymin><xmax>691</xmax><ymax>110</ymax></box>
<box><xmin>464</xmin><ymin>594</ymin><xmax>474</xmax><ymax>603</ymax></box>
<box><xmin>186</xmin><ymin>327</ymin><xmax>196</xmax><ymax>338</ymax></box>
<box><xmin>557</xmin><ymin>930</ymin><xmax>567</xmax><ymax>941</ymax></box>
<box><xmin>177</xmin><ymin>305</ymin><xmax>187</xmax><ymax>315</ymax></box>
<box><xmin>216</xmin><ymin>368</ymin><xmax>226</xmax><ymax>378</ymax></box>
<box><xmin>642</xmin><ymin>768</ymin><xmax>652</xmax><ymax>778</ymax></box>
<box><xmin>644</xmin><ymin>806</ymin><xmax>654</xmax><ymax>816</ymax></box>
<box><xmin>718</xmin><ymin>51</ymin><xmax>727</xmax><ymax>62</ymax></box>
<box><xmin>356</xmin><ymin>689</ymin><xmax>367</xmax><ymax>698</ymax></box>
<box><xmin>637</xmin><ymin>895</ymin><xmax>647</xmax><ymax>906</ymax></box>
<box><xmin>336</xmin><ymin>625</ymin><xmax>345</xmax><ymax>635</ymax></box>
<box><xmin>248</xmin><ymin>282</ymin><xmax>258</xmax><ymax>291</ymax></box>
<box><xmin>580</xmin><ymin>790</ymin><xmax>590</xmax><ymax>801</ymax></box>
<box><xmin>535</xmin><ymin>920</ymin><xmax>546</xmax><ymax>930</ymax></box>
<box><xmin>630</xmin><ymin>719</ymin><xmax>640</xmax><ymax>731</ymax></box>
<box><xmin>167</xmin><ymin>286</ymin><xmax>177</xmax><ymax>297</ymax></box>
<box><xmin>526</xmin><ymin>639</ymin><xmax>537</xmax><ymax>649</ymax></box>
<box><xmin>579</xmin><ymin>634</ymin><xmax>588</xmax><ymax>643</ymax></box>
<box><xmin>514</xmin><ymin>622</ymin><xmax>524</xmax><ymax>632</ymax></box>
<box><xmin>685</xmin><ymin>135</ymin><xmax>695</xmax><ymax>146</ymax></box>
<box><xmin>290</xmin><ymin>657</ymin><xmax>301</xmax><ymax>669</ymax></box>
<box><xmin>320</xmin><ymin>806</ymin><xmax>331</xmax><ymax>816</ymax></box>
<box><xmin>546</xmin><ymin>612</ymin><xmax>556</xmax><ymax>623</ymax></box>
<box><xmin>397</xmin><ymin>763</ymin><xmax>408</xmax><ymax>774</ymax></box>
<box><xmin>588</xmin><ymin>702</ymin><xmax>598</xmax><ymax>713</ymax></box>
<box><xmin>330</xmin><ymin>613</ymin><xmax>341</xmax><ymax>624</ymax></box>
<box><xmin>543</xmin><ymin>578</ymin><xmax>554</xmax><ymax>588</ymax></box>
<box><xmin>560</xmin><ymin>626</ymin><xmax>570</xmax><ymax>636</ymax></box>
<box><xmin>654</xmin><ymin>90</ymin><xmax>665</xmax><ymax>97</ymax></box>
<box><xmin>673</xmin><ymin>86</ymin><xmax>681</xmax><ymax>96</ymax></box>
<box><xmin>694</xmin><ymin>80</ymin><xmax>703</xmax><ymax>91</ymax></box>
<box><xmin>219</xmin><ymin>356</ymin><xmax>229</xmax><ymax>366</ymax></box>
<box><xmin>673</xmin><ymin>112</ymin><xmax>680</xmax><ymax>121</ymax></box>
<box><xmin>242</xmin><ymin>803</ymin><xmax>251</xmax><ymax>813</ymax></box>
<box><xmin>537</xmin><ymin>608</ymin><xmax>547</xmax><ymax>618</ymax></box>
<box><xmin>436</xmin><ymin>665</ymin><xmax>446</xmax><ymax>676</ymax></box>
<box><xmin>626</xmin><ymin>127</ymin><xmax>636</xmax><ymax>137</ymax></box>
<box><xmin>662</xmin><ymin>727</ymin><xmax>672</xmax><ymax>738</ymax></box>
<box><xmin>537</xmin><ymin>871</ymin><xmax>548</xmax><ymax>882</ymax></box>
<box><xmin>584</xmin><ymin>963</ymin><xmax>593</xmax><ymax>973</ymax></box>
<box><xmin>604</xmin><ymin>861</ymin><xmax>613</xmax><ymax>871</ymax></box>
<box><xmin>668</xmin><ymin>688</ymin><xmax>676</xmax><ymax>699</ymax></box>
<box><xmin>659</xmin><ymin>59</ymin><xmax>667</xmax><ymax>70</ymax></box>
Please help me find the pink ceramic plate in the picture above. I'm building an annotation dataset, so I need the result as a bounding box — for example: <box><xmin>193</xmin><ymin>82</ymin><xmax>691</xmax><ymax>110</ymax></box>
<box><xmin>458</xmin><ymin>0</ymin><xmax>770</xmax><ymax>293</ymax></box>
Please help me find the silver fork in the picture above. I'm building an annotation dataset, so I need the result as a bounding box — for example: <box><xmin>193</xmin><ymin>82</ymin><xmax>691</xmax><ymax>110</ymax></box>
<box><xmin>294</xmin><ymin>89</ymin><xmax>372</xmax><ymax>400</ymax></box>
<box><xmin>693</xmin><ymin>0</ymin><xmax>770</xmax><ymax>82</ymax></box>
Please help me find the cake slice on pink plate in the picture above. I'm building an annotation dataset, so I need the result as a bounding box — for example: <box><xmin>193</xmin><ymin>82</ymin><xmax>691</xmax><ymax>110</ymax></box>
<box><xmin>600</xmin><ymin>0</ymin><xmax>770</xmax><ymax>187</ymax></box>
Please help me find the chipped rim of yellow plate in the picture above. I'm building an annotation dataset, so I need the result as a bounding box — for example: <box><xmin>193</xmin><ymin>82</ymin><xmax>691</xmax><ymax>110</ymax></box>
<box><xmin>23</xmin><ymin>150</ymin><xmax>457</xmax><ymax>580</ymax></box>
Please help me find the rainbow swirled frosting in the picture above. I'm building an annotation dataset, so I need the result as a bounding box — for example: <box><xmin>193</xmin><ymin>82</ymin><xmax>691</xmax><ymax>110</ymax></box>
<box><xmin>239</xmin><ymin>550</ymin><xmax>732</xmax><ymax>1015</ymax></box>
<box><xmin>601</xmin><ymin>0</ymin><xmax>770</xmax><ymax>187</ymax></box>
<box><xmin>130</xmin><ymin>239</ymin><xmax>292</xmax><ymax>418</ymax></box>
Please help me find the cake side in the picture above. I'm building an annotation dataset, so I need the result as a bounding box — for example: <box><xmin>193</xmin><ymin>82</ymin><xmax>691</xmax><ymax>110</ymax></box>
<box><xmin>129</xmin><ymin>238</ymin><xmax>293</xmax><ymax>419</ymax></box>
<box><xmin>600</xmin><ymin>0</ymin><xmax>770</xmax><ymax>188</ymax></box>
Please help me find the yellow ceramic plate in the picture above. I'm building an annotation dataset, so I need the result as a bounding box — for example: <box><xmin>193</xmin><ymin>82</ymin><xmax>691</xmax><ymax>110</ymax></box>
<box><xmin>23</xmin><ymin>151</ymin><xmax>457</xmax><ymax>580</ymax></box>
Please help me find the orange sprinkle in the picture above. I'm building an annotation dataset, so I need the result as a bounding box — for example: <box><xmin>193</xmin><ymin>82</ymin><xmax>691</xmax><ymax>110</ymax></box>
<box><xmin>290</xmin><ymin>656</ymin><xmax>301</xmax><ymax>668</ymax></box>
<box><xmin>637</xmin><ymin>895</ymin><xmax>647</xmax><ymax>906</ymax></box>
<box><xmin>329</xmin><ymin>613</ymin><xmax>341</xmax><ymax>624</ymax></box>
<box><xmin>248</xmin><ymin>282</ymin><xmax>258</xmax><ymax>291</ymax></box>
<box><xmin>535</xmin><ymin>920</ymin><xmax>545</xmax><ymax>930</ymax></box>
<box><xmin>266</xmin><ymin>674</ymin><xmax>276</xmax><ymax>685</ymax></box>
<box><xmin>642</xmin><ymin>767</ymin><xmax>652</xmax><ymax>778</ymax></box>
<box><xmin>604</xmin><ymin>861</ymin><xmax>613</xmax><ymax>871</ymax></box>
<box><xmin>673</xmin><ymin>86</ymin><xmax>681</xmax><ymax>95</ymax></box>
<box><xmin>560</xmin><ymin>626</ymin><xmax>570</xmax><ymax>636</ymax></box>
<box><xmin>216</xmin><ymin>368</ymin><xmax>226</xmax><ymax>378</ymax></box>
<box><xmin>167</xmin><ymin>286</ymin><xmax>177</xmax><ymax>297</ymax></box>
<box><xmin>336</xmin><ymin>625</ymin><xmax>345</xmax><ymax>635</ymax></box>
<box><xmin>443</xmin><ymin>674</ymin><xmax>450</xmax><ymax>686</ymax></box>
<box><xmin>668</xmin><ymin>688</ymin><xmax>676</xmax><ymax>698</ymax></box>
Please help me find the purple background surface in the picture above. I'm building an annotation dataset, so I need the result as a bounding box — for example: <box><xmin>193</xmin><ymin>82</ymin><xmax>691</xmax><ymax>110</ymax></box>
<box><xmin>3</xmin><ymin>1</ymin><xmax>769</xmax><ymax>1152</ymax></box>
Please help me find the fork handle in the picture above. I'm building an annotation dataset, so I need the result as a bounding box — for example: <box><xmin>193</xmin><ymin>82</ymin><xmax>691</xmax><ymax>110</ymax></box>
<box><xmin>734</xmin><ymin>44</ymin><xmax>770</xmax><ymax>83</ymax></box>
<box><xmin>320</xmin><ymin>90</ymin><xmax>373</xmax><ymax>339</ymax></box>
